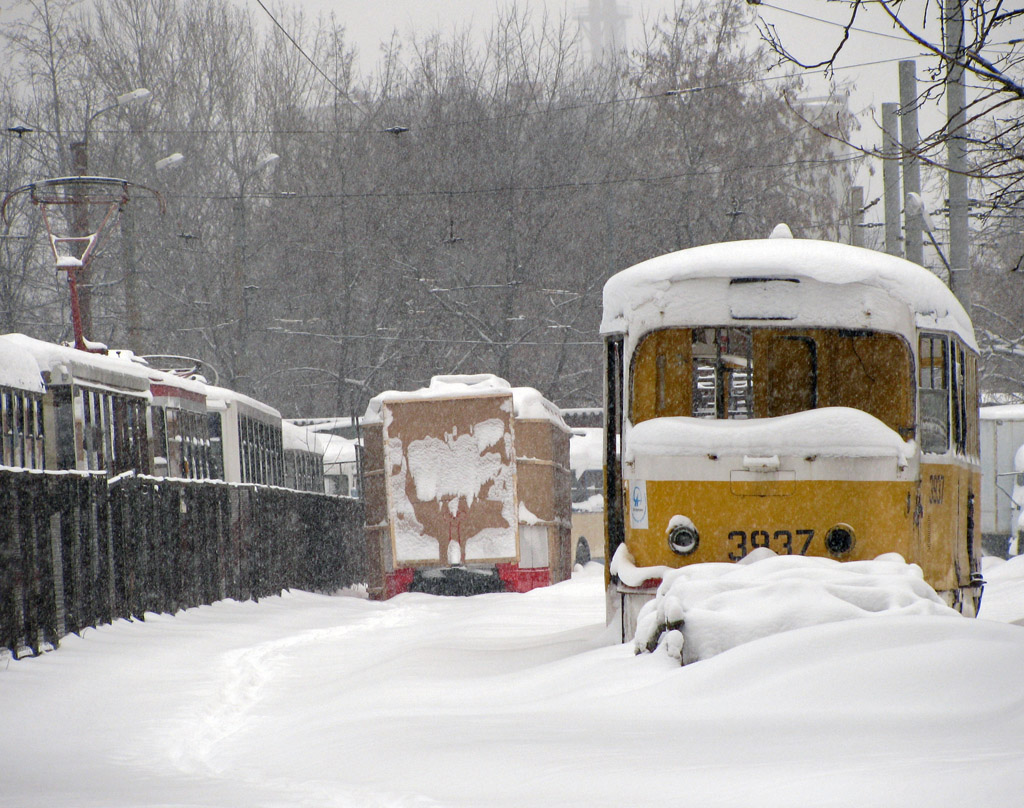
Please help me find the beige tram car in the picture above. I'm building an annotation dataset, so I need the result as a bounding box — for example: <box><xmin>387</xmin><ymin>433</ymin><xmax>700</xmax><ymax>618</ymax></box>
<box><xmin>362</xmin><ymin>374</ymin><xmax>572</xmax><ymax>598</ymax></box>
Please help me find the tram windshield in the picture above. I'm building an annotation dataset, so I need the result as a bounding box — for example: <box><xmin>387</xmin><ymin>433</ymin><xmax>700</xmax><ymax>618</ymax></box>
<box><xmin>631</xmin><ymin>326</ymin><xmax>915</xmax><ymax>439</ymax></box>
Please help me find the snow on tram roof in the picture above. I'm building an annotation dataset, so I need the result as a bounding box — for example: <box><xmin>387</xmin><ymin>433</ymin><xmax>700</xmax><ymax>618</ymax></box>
<box><xmin>364</xmin><ymin>373</ymin><xmax>568</xmax><ymax>429</ymax></box>
<box><xmin>1</xmin><ymin>333</ymin><xmax>153</xmax><ymax>392</ymax></box>
<box><xmin>1</xmin><ymin>333</ymin><xmax>213</xmax><ymax>399</ymax></box>
<box><xmin>601</xmin><ymin>237</ymin><xmax>975</xmax><ymax>349</ymax></box>
<box><xmin>203</xmin><ymin>382</ymin><xmax>281</xmax><ymax>419</ymax></box>
<box><xmin>0</xmin><ymin>334</ymin><xmax>45</xmax><ymax>392</ymax></box>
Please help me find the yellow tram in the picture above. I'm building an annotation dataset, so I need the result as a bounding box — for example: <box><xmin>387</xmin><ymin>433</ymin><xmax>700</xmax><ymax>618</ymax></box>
<box><xmin>602</xmin><ymin>230</ymin><xmax>983</xmax><ymax>639</ymax></box>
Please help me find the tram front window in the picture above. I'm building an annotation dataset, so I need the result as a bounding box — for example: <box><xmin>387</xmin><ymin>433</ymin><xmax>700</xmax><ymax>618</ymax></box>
<box><xmin>692</xmin><ymin>327</ymin><xmax>753</xmax><ymax>419</ymax></box>
<box><xmin>631</xmin><ymin>326</ymin><xmax>913</xmax><ymax>437</ymax></box>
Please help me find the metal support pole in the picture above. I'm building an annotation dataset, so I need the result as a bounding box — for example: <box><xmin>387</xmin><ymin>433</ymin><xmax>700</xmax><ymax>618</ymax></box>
<box><xmin>944</xmin><ymin>0</ymin><xmax>971</xmax><ymax>309</ymax></box>
<box><xmin>121</xmin><ymin>204</ymin><xmax>141</xmax><ymax>353</ymax></box>
<box><xmin>849</xmin><ymin>186</ymin><xmax>864</xmax><ymax>247</ymax></box>
<box><xmin>899</xmin><ymin>61</ymin><xmax>924</xmax><ymax>266</ymax></box>
<box><xmin>881</xmin><ymin>102</ymin><xmax>902</xmax><ymax>257</ymax></box>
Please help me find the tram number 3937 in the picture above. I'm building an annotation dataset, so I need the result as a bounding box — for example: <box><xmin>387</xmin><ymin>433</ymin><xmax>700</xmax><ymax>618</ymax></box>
<box><xmin>727</xmin><ymin>529</ymin><xmax>814</xmax><ymax>561</ymax></box>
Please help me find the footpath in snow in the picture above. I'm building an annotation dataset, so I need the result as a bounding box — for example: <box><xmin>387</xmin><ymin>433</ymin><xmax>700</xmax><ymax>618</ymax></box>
<box><xmin>2</xmin><ymin>558</ymin><xmax>1023</xmax><ymax>808</ymax></box>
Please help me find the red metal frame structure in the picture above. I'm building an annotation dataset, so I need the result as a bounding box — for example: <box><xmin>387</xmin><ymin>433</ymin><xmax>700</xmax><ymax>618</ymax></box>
<box><xmin>1</xmin><ymin>176</ymin><xmax>164</xmax><ymax>352</ymax></box>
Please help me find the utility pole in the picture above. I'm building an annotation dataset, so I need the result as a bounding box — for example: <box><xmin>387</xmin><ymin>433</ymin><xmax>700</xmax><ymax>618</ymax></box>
<box><xmin>943</xmin><ymin>0</ymin><xmax>971</xmax><ymax>309</ymax></box>
<box><xmin>849</xmin><ymin>186</ymin><xmax>864</xmax><ymax>247</ymax></box>
<box><xmin>121</xmin><ymin>203</ymin><xmax>141</xmax><ymax>352</ymax></box>
<box><xmin>881</xmin><ymin>102</ymin><xmax>902</xmax><ymax>257</ymax></box>
<box><xmin>899</xmin><ymin>61</ymin><xmax>924</xmax><ymax>266</ymax></box>
<box><xmin>68</xmin><ymin>88</ymin><xmax>151</xmax><ymax>343</ymax></box>
<box><xmin>232</xmin><ymin>153</ymin><xmax>279</xmax><ymax>394</ymax></box>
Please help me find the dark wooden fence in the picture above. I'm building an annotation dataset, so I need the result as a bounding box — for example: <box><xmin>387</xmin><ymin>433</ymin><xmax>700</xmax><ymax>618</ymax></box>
<box><xmin>0</xmin><ymin>468</ymin><xmax>365</xmax><ymax>658</ymax></box>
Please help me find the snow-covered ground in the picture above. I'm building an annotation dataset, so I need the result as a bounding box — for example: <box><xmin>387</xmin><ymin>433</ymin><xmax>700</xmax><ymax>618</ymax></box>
<box><xmin>2</xmin><ymin>558</ymin><xmax>1024</xmax><ymax>808</ymax></box>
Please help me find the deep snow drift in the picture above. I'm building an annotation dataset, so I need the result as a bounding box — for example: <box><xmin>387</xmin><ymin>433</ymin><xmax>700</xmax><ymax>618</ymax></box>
<box><xmin>2</xmin><ymin>560</ymin><xmax>1023</xmax><ymax>808</ymax></box>
<box><xmin>632</xmin><ymin>549</ymin><xmax>961</xmax><ymax>664</ymax></box>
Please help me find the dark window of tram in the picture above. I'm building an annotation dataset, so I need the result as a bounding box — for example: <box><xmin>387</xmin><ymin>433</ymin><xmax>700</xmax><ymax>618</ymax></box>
<box><xmin>152</xmin><ymin>407</ymin><xmax>169</xmax><ymax>474</ymax></box>
<box><xmin>208</xmin><ymin>412</ymin><xmax>224</xmax><ymax>479</ymax></box>
<box><xmin>919</xmin><ymin>334</ymin><xmax>950</xmax><ymax>453</ymax></box>
<box><xmin>951</xmin><ymin>340</ymin><xmax>968</xmax><ymax>455</ymax></box>
<box><xmin>113</xmin><ymin>395</ymin><xmax>136</xmax><ymax>473</ymax></box>
<box><xmin>53</xmin><ymin>387</ymin><xmax>75</xmax><ymax>469</ymax></box>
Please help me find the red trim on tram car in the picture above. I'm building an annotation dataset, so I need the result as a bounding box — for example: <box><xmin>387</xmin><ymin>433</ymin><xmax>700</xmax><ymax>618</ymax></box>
<box><xmin>386</xmin><ymin>564</ymin><xmax>552</xmax><ymax>596</ymax></box>
<box><xmin>149</xmin><ymin>382</ymin><xmax>206</xmax><ymax>404</ymax></box>
<box><xmin>496</xmin><ymin>563</ymin><xmax>550</xmax><ymax>593</ymax></box>
<box><xmin>385</xmin><ymin>567</ymin><xmax>416</xmax><ymax>598</ymax></box>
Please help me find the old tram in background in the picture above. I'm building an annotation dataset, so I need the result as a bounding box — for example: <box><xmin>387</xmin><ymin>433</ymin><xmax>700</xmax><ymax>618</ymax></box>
<box><xmin>361</xmin><ymin>375</ymin><xmax>573</xmax><ymax>597</ymax></box>
<box><xmin>602</xmin><ymin>231</ymin><xmax>984</xmax><ymax>639</ymax></box>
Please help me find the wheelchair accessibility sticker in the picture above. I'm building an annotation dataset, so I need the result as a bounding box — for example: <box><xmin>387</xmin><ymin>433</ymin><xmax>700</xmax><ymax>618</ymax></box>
<box><xmin>629</xmin><ymin>480</ymin><xmax>648</xmax><ymax>530</ymax></box>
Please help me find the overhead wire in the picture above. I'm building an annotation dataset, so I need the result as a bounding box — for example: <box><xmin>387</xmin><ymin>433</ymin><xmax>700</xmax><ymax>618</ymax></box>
<box><xmin>756</xmin><ymin>2</ymin><xmax>915</xmax><ymax>44</ymax></box>
<box><xmin>251</xmin><ymin>0</ymin><xmax>351</xmax><ymax>103</ymax></box>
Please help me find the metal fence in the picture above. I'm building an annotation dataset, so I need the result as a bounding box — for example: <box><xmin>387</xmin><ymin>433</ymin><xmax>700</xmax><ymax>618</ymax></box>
<box><xmin>0</xmin><ymin>468</ymin><xmax>365</xmax><ymax>658</ymax></box>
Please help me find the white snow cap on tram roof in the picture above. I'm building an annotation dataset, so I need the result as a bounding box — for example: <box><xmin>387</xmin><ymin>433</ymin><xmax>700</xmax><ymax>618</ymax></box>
<box><xmin>601</xmin><ymin>236</ymin><xmax>975</xmax><ymax>349</ymax></box>
<box><xmin>282</xmin><ymin>420</ymin><xmax>328</xmax><ymax>453</ymax></box>
<box><xmin>364</xmin><ymin>373</ymin><xmax>568</xmax><ymax>428</ymax></box>
<box><xmin>0</xmin><ymin>332</ymin><xmax>155</xmax><ymax>390</ymax></box>
<box><xmin>0</xmin><ymin>334</ymin><xmax>46</xmax><ymax>392</ymax></box>
<box><xmin>203</xmin><ymin>383</ymin><xmax>281</xmax><ymax>419</ymax></box>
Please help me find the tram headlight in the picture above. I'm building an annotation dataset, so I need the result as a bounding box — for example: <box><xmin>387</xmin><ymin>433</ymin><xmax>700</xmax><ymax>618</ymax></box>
<box><xmin>667</xmin><ymin>516</ymin><xmax>700</xmax><ymax>556</ymax></box>
<box><xmin>825</xmin><ymin>523</ymin><xmax>855</xmax><ymax>557</ymax></box>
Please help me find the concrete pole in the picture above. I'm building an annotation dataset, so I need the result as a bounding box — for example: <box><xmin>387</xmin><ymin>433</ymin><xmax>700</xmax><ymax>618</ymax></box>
<box><xmin>944</xmin><ymin>0</ymin><xmax>971</xmax><ymax>309</ymax></box>
<box><xmin>881</xmin><ymin>102</ymin><xmax>902</xmax><ymax>257</ymax></box>
<box><xmin>849</xmin><ymin>186</ymin><xmax>864</xmax><ymax>247</ymax></box>
<box><xmin>233</xmin><ymin>193</ymin><xmax>248</xmax><ymax>393</ymax></box>
<box><xmin>121</xmin><ymin>204</ymin><xmax>141</xmax><ymax>353</ymax></box>
<box><xmin>899</xmin><ymin>60</ymin><xmax>924</xmax><ymax>266</ymax></box>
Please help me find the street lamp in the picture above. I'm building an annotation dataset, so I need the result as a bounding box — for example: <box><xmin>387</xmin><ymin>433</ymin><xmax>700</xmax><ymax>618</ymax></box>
<box><xmin>70</xmin><ymin>87</ymin><xmax>152</xmax><ymax>338</ymax></box>
<box><xmin>70</xmin><ymin>87</ymin><xmax>152</xmax><ymax>177</ymax></box>
<box><xmin>154</xmin><ymin>152</ymin><xmax>184</xmax><ymax>171</ymax></box>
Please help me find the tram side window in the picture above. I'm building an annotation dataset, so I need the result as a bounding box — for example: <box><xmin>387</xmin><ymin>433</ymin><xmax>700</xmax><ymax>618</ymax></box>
<box><xmin>53</xmin><ymin>387</ymin><xmax>75</xmax><ymax>469</ymax></box>
<box><xmin>965</xmin><ymin>350</ymin><xmax>979</xmax><ymax>458</ymax></box>
<box><xmin>208</xmin><ymin>412</ymin><xmax>225</xmax><ymax>480</ymax></box>
<box><xmin>919</xmin><ymin>334</ymin><xmax>949</xmax><ymax>454</ymax></box>
<box><xmin>1</xmin><ymin>388</ymin><xmax>44</xmax><ymax>469</ymax></box>
<box><xmin>951</xmin><ymin>340</ymin><xmax>970</xmax><ymax>456</ymax></box>
<box><xmin>151</xmin><ymin>407</ymin><xmax>169</xmax><ymax>475</ymax></box>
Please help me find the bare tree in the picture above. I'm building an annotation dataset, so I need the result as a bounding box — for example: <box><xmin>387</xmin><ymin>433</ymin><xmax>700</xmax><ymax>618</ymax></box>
<box><xmin>2</xmin><ymin>0</ymin><xmax>855</xmax><ymax>418</ymax></box>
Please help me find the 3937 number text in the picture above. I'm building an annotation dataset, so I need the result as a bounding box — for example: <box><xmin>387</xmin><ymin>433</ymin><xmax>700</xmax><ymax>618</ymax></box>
<box><xmin>727</xmin><ymin>529</ymin><xmax>814</xmax><ymax>561</ymax></box>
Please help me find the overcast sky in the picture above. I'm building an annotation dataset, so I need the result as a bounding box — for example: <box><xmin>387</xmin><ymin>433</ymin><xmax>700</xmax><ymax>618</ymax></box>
<box><xmin>248</xmin><ymin>0</ymin><xmax>933</xmax><ymax>113</ymax></box>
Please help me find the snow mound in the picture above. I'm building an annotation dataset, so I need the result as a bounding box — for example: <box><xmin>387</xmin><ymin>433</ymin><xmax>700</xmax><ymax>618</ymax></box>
<box><xmin>625</xmin><ymin>407</ymin><xmax>910</xmax><ymax>463</ymax></box>
<box><xmin>634</xmin><ymin>550</ymin><xmax>959</xmax><ymax>664</ymax></box>
<box><xmin>979</xmin><ymin>554</ymin><xmax>1024</xmax><ymax>624</ymax></box>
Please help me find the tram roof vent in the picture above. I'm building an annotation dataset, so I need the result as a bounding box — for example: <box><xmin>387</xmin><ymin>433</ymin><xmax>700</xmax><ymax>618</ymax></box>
<box><xmin>768</xmin><ymin>223</ymin><xmax>793</xmax><ymax>239</ymax></box>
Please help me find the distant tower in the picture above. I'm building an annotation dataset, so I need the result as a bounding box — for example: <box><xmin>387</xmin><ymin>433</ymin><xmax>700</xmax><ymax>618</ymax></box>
<box><xmin>577</xmin><ymin>0</ymin><xmax>631</xmax><ymax>63</ymax></box>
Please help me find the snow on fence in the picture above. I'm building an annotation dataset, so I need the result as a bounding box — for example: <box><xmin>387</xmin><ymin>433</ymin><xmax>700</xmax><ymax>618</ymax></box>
<box><xmin>0</xmin><ymin>468</ymin><xmax>365</xmax><ymax>658</ymax></box>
